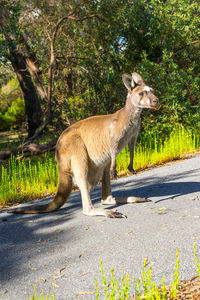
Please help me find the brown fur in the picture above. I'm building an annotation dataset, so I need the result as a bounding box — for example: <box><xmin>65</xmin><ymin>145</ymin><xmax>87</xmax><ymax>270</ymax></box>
<box><xmin>8</xmin><ymin>72</ymin><xmax>160</xmax><ymax>218</ymax></box>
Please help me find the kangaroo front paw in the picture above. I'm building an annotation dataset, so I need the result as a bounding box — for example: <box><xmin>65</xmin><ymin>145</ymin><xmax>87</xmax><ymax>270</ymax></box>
<box><xmin>128</xmin><ymin>165</ymin><xmax>137</xmax><ymax>175</ymax></box>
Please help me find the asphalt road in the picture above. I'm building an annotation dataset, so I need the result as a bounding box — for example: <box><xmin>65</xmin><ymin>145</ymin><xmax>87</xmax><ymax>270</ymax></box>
<box><xmin>0</xmin><ymin>155</ymin><xmax>200</xmax><ymax>299</ymax></box>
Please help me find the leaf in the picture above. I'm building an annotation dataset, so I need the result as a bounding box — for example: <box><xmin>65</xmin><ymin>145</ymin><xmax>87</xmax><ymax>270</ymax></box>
<box><xmin>76</xmin><ymin>291</ymin><xmax>94</xmax><ymax>297</ymax></box>
<box><xmin>48</xmin><ymin>249</ymin><xmax>54</xmax><ymax>253</ymax></box>
<box><xmin>158</xmin><ymin>207</ymin><xmax>166</xmax><ymax>211</ymax></box>
<box><xmin>56</xmin><ymin>267</ymin><xmax>66</xmax><ymax>275</ymax></box>
<box><xmin>52</xmin><ymin>229</ymin><xmax>64</xmax><ymax>233</ymax></box>
<box><xmin>50</xmin><ymin>274</ymin><xmax>64</xmax><ymax>280</ymax></box>
<box><xmin>35</xmin><ymin>277</ymin><xmax>46</xmax><ymax>283</ymax></box>
<box><xmin>37</xmin><ymin>238</ymin><xmax>50</xmax><ymax>243</ymax></box>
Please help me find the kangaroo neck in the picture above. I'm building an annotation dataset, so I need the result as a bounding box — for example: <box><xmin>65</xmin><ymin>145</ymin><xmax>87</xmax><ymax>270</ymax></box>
<box><xmin>124</xmin><ymin>98</ymin><xmax>142</xmax><ymax>124</ymax></box>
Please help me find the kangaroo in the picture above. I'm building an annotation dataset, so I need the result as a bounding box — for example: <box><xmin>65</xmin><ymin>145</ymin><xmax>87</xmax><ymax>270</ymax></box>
<box><xmin>8</xmin><ymin>72</ymin><xmax>160</xmax><ymax>218</ymax></box>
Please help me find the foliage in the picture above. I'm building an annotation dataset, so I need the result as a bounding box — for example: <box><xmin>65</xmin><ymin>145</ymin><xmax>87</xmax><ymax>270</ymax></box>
<box><xmin>0</xmin><ymin>77</ymin><xmax>25</xmax><ymax>130</ymax></box>
<box><xmin>95</xmin><ymin>259</ymin><xmax>130</xmax><ymax>299</ymax></box>
<box><xmin>95</xmin><ymin>249</ymin><xmax>180</xmax><ymax>299</ymax></box>
<box><xmin>65</xmin><ymin>95</ymin><xmax>89</xmax><ymax>121</ymax></box>
<box><xmin>0</xmin><ymin>152</ymin><xmax>58</xmax><ymax>207</ymax></box>
<box><xmin>27</xmin><ymin>284</ymin><xmax>54</xmax><ymax>300</ymax></box>
<box><xmin>24</xmin><ymin>244</ymin><xmax>200</xmax><ymax>299</ymax></box>
<box><xmin>193</xmin><ymin>243</ymin><xmax>200</xmax><ymax>279</ymax></box>
<box><xmin>0</xmin><ymin>0</ymin><xmax>199</xmax><ymax>138</ymax></box>
<box><xmin>170</xmin><ymin>249</ymin><xmax>180</xmax><ymax>299</ymax></box>
<box><xmin>0</xmin><ymin>96</ymin><xmax>25</xmax><ymax>130</ymax></box>
<box><xmin>116</xmin><ymin>125</ymin><xmax>199</xmax><ymax>175</ymax></box>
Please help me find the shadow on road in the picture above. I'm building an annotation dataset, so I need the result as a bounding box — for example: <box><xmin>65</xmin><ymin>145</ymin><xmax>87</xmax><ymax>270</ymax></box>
<box><xmin>0</xmin><ymin>191</ymin><xmax>81</xmax><ymax>285</ymax></box>
<box><xmin>0</xmin><ymin>165</ymin><xmax>199</xmax><ymax>284</ymax></box>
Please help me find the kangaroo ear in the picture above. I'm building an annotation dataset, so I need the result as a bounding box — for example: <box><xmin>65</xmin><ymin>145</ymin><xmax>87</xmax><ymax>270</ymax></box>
<box><xmin>132</xmin><ymin>72</ymin><xmax>144</xmax><ymax>86</ymax></box>
<box><xmin>122</xmin><ymin>74</ymin><xmax>135</xmax><ymax>91</ymax></box>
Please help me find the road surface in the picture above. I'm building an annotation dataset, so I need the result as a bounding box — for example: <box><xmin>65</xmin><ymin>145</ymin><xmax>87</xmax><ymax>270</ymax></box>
<box><xmin>0</xmin><ymin>155</ymin><xmax>200</xmax><ymax>299</ymax></box>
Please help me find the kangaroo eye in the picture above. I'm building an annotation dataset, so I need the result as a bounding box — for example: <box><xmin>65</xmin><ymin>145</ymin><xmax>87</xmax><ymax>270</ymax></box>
<box><xmin>139</xmin><ymin>92</ymin><xmax>144</xmax><ymax>97</ymax></box>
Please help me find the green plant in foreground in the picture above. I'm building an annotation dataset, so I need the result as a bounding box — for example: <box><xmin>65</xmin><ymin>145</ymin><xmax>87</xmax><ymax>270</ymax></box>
<box><xmin>96</xmin><ymin>259</ymin><xmax>130</xmax><ymax>299</ymax></box>
<box><xmin>193</xmin><ymin>243</ymin><xmax>200</xmax><ymax>278</ymax></box>
<box><xmin>96</xmin><ymin>249</ymin><xmax>181</xmax><ymax>299</ymax></box>
<box><xmin>170</xmin><ymin>249</ymin><xmax>180</xmax><ymax>299</ymax></box>
<box><xmin>27</xmin><ymin>284</ymin><xmax>54</xmax><ymax>300</ymax></box>
<box><xmin>116</xmin><ymin>125</ymin><xmax>199</xmax><ymax>175</ymax></box>
<box><xmin>135</xmin><ymin>258</ymin><xmax>168</xmax><ymax>300</ymax></box>
<box><xmin>26</xmin><ymin>244</ymin><xmax>200</xmax><ymax>299</ymax></box>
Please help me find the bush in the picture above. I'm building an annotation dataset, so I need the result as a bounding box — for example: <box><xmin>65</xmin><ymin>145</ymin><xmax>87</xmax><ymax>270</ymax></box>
<box><xmin>0</xmin><ymin>96</ymin><xmax>25</xmax><ymax>131</ymax></box>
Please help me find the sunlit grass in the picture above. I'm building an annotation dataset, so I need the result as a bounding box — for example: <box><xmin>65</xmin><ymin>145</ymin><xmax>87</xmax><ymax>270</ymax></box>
<box><xmin>95</xmin><ymin>244</ymin><xmax>200</xmax><ymax>299</ymax></box>
<box><xmin>116</xmin><ymin>126</ymin><xmax>199</xmax><ymax>175</ymax></box>
<box><xmin>0</xmin><ymin>126</ymin><xmax>199</xmax><ymax>207</ymax></box>
<box><xmin>0</xmin><ymin>152</ymin><xmax>58</xmax><ymax>207</ymax></box>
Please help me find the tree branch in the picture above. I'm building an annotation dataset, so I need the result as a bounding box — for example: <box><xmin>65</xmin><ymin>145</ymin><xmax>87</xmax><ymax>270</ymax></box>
<box><xmin>0</xmin><ymin>138</ymin><xmax>58</xmax><ymax>160</ymax></box>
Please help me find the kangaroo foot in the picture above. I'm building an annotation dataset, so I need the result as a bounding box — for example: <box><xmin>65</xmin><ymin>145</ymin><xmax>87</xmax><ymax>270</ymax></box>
<box><xmin>83</xmin><ymin>207</ymin><xmax>126</xmax><ymax>218</ymax></box>
<box><xmin>106</xmin><ymin>210</ymin><xmax>127</xmax><ymax>219</ymax></box>
<box><xmin>128</xmin><ymin>165</ymin><xmax>137</xmax><ymax>175</ymax></box>
<box><xmin>101</xmin><ymin>195</ymin><xmax>117</xmax><ymax>205</ymax></box>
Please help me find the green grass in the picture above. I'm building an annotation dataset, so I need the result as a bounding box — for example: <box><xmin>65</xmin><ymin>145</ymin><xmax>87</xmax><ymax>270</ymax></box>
<box><xmin>27</xmin><ymin>285</ymin><xmax>55</xmax><ymax>300</ymax></box>
<box><xmin>0</xmin><ymin>152</ymin><xmax>58</xmax><ymax>207</ymax></box>
<box><xmin>94</xmin><ymin>244</ymin><xmax>200</xmax><ymax>299</ymax></box>
<box><xmin>0</xmin><ymin>126</ymin><xmax>199</xmax><ymax>207</ymax></box>
<box><xmin>95</xmin><ymin>252</ymin><xmax>178</xmax><ymax>299</ymax></box>
<box><xmin>116</xmin><ymin>126</ymin><xmax>199</xmax><ymax>175</ymax></box>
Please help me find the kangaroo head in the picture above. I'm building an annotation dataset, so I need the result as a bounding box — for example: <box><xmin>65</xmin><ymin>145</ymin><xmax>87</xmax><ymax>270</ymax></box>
<box><xmin>122</xmin><ymin>72</ymin><xmax>160</xmax><ymax>110</ymax></box>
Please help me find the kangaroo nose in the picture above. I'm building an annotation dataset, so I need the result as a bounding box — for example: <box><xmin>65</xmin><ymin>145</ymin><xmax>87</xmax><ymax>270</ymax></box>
<box><xmin>153</xmin><ymin>98</ymin><xmax>161</xmax><ymax>110</ymax></box>
<box><xmin>153</xmin><ymin>98</ymin><xmax>159</xmax><ymax>105</ymax></box>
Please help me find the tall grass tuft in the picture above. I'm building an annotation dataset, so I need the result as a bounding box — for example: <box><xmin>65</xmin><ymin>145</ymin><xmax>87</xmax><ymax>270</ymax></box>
<box><xmin>0</xmin><ymin>152</ymin><xmax>58</xmax><ymax>206</ymax></box>
<box><xmin>95</xmin><ymin>249</ymin><xmax>180</xmax><ymax>299</ymax></box>
<box><xmin>27</xmin><ymin>285</ymin><xmax>54</xmax><ymax>300</ymax></box>
<box><xmin>116</xmin><ymin>126</ymin><xmax>199</xmax><ymax>175</ymax></box>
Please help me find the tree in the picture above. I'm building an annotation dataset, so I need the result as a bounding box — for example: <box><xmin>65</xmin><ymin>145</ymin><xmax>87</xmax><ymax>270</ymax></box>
<box><xmin>0</xmin><ymin>1</ymin><xmax>43</xmax><ymax>137</ymax></box>
<box><xmin>0</xmin><ymin>0</ymin><xmax>199</xmax><ymax>157</ymax></box>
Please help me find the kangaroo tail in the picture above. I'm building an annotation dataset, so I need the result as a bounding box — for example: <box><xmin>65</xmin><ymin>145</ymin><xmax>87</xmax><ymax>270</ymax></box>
<box><xmin>8</xmin><ymin>172</ymin><xmax>72</xmax><ymax>214</ymax></box>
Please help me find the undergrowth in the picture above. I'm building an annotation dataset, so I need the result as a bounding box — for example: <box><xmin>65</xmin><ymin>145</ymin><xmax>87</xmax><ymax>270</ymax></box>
<box><xmin>0</xmin><ymin>126</ymin><xmax>199</xmax><ymax>207</ymax></box>
<box><xmin>94</xmin><ymin>244</ymin><xmax>200</xmax><ymax>299</ymax></box>
<box><xmin>27</xmin><ymin>284</ymin><xmax>55</xmax><ymax>300</ymax></box>
<box><xmin>116</xmin><ymin>126</ymin><xmax>199</xmax><ymax>175</ymax></box>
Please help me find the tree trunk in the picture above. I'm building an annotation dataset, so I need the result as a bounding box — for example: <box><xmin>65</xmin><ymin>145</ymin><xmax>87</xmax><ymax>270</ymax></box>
<box><xmin>8</xmin><ymin>43</ymin><xmax>43</xmax><ymax>138</ymax></box>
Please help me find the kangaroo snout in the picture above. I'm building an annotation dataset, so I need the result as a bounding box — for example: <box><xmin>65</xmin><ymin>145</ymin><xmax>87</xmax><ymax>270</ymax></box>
<box><xmin>153</xmin><ymin>98</ymin><xmax>161</xmax><ymax>110</ymax></box>
<box><xmin>153</xmin><ymin>98</ymin><xmax>159</xmax><ymax>105</ymax></box>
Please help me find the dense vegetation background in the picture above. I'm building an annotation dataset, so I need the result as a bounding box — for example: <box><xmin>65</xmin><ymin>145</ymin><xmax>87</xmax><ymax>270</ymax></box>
<box><xmin>0</xmin><ymin>0</ymin><xmax>199</xmax><ymax>143</ymax></box>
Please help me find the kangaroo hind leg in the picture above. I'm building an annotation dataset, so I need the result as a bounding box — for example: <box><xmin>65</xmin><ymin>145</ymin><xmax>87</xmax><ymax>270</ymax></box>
<box><xmin>71</xmin><ymin>139</ymin><xmax>125</xmax><ymax>218</ymax></box>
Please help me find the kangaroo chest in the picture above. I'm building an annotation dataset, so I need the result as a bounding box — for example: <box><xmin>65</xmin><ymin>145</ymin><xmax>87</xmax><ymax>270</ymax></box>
<box><xmin>112</xmin><ymin>117</ymin><xmax>141</xmax><ymax>155</ymax></box>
